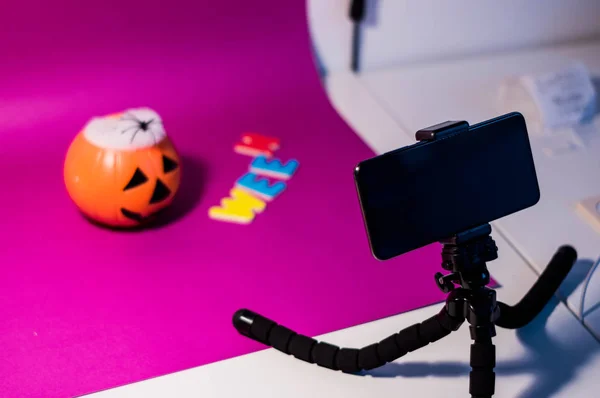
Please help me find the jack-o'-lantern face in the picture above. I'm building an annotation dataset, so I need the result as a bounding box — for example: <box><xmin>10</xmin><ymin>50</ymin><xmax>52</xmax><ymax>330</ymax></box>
<box><xmin>64</xmin><ymin>108</ymin><xmax>182</xmax><ymax>228</ymax></box>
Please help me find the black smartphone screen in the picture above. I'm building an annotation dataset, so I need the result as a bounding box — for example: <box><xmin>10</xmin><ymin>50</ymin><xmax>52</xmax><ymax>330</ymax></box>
<box><xmin>354</xmin><ymin>112</ymin><xmax>540</xmax><ymax>260</ymax></box>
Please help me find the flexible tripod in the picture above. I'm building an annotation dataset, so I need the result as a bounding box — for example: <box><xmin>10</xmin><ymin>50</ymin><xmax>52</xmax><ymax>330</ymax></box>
<box><xmin>233</xmin><ymin>224</ymin><xmax>577</xmax><ymax>398</ymax></box>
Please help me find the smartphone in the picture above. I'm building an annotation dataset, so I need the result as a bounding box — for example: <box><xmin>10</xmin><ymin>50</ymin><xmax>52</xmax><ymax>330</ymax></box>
<box><xmin>354</xmin><ymin>112</ymin><xmax>540</xmax><ymax>261</ymax></box>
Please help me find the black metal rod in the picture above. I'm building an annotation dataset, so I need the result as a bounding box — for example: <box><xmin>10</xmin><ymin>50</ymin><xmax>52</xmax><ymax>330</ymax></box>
<box><xmin>351</xmin><ymin>23</ymin><xmax>361</xmax><ymax>72</ymax></box>
<box><xmin>349</xmin><ymin>0</ymin><xmax>365</xmax><ymax>73</ymax></box>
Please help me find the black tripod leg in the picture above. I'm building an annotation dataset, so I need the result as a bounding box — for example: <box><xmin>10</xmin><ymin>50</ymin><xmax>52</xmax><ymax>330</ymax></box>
<box><xmin>469</xmin><ymin>336</ymin><xmax>495</xmax><ymax>398</ymax></box>
<box><xmin>233</xmin><ymin>307</ymin><xmax>464</xmax><ymax>373</ymax></box>
<box><xmin>496</xmin><ymin>245</ymin><xmax>577</xmax><ymax>329</ymax></box>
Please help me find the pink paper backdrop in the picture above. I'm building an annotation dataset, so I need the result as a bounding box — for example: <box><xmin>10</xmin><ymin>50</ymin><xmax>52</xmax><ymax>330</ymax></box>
<box><xmin>0</xmin><ymin>1</ymin><xmax>448</xmax><ymax>397</ymax></box>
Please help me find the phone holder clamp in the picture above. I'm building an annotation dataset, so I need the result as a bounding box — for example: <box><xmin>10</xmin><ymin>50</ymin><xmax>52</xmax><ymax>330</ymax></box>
<box><xmin>416</xmin><ymin>120</ymin><xmax>469</xmax><ymax>141</ymax></box>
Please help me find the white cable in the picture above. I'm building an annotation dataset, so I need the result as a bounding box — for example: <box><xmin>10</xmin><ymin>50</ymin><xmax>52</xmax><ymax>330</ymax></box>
<box><xmin>579</xmin><ymin>257</ymin><xmax>600</xmax><ymax>322</ymax></box>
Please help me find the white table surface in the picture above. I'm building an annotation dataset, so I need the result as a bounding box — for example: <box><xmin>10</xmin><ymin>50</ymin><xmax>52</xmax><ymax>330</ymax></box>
<box><xmin>356</xmin><ymin>40</ymin><xmax>600</xmax><ymax>337</ymax></box>
<box><xmin>85</xmin><ymin>231</ymin><xmax>600</xmax><ymax>398</ymax></box>
<box><xmin>87</xmin><ymin>43</ymin><xmax>600</xmax><ymax>398</ymax></box>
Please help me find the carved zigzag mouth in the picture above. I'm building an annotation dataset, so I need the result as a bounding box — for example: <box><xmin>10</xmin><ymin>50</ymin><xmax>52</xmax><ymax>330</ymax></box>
<box><xmin>120</xmin><ymin>207</ymin><xmax>168</xmax><ymax>223</ymax></box>
<box><xmin>121</xmin><ymin>207</ymin><xmax>167</xmax><ymax>223</ymax></box>
<box><xmin>120</xmin><ymin>208</ymin><xmax>145</xmax><ymax>222</ymax></box>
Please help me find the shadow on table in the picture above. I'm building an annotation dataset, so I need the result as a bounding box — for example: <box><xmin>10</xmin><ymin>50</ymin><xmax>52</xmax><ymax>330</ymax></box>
<box><xmin>361</xmin><ymin>258</ymin><xmax>599</xmax><ymax>398</ymax></box>
<box><xmin>363</xmin><ymin>361</ymin><xmax>469</xmax><ymax>378</ymax></box>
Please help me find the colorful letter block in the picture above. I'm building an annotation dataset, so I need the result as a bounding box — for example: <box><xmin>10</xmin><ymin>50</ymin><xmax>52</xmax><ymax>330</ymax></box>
<box><xmin>236</xmin><ymin>172</ymin><xmax>286</xmax><ymax>201</ymax></box>
<box><xmin>234</xmin><ymin>133</ymin><xmax>280</xmax><ymax>158</ymax></box>
<box><xmin>250</xmin><ymin>156</ymin><xmax>299</xmax><ymax>180</ymax></box>
<box><xmin>208</xmin><ymin>187</ymin><xmax>266</xmax><ymax>224</ymax></box>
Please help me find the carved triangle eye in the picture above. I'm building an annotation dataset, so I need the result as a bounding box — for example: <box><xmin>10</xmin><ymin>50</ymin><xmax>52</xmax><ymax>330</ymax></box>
<box><xmin>124</xmin><ymin>168</ymin><xmax>148</xmax><ymax>190</ymax></box>
<box><xmin>162</xmin><ymin>155</ymin><xmax>178</xmax><ymax>173</ymax></box>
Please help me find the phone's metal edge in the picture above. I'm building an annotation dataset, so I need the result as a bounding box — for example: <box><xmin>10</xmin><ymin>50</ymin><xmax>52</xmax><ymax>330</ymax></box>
<box><xmin>353</xmin><ymin>165</ymin><xmax>389</xmax><ymax>261</ymax></box>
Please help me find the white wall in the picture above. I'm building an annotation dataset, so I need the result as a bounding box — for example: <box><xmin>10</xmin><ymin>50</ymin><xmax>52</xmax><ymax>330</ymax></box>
<box><xmin>308</xmin><ymin>0</ymin><xmax>600</xmax><ymax>73</ymax></box>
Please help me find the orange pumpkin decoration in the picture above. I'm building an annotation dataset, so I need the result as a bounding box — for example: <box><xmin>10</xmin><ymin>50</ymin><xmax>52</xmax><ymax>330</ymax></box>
<box><xmin>64</xmin><ymin>108</ymin><xmax>181</xmax><ymax>228</ymax></box>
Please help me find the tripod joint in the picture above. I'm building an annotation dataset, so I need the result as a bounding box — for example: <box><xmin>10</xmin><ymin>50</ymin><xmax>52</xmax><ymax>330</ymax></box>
<box><xmin>435</xmin><ymin>272</ymin><xmax>458</xmax><ymax>293</ymax></box>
